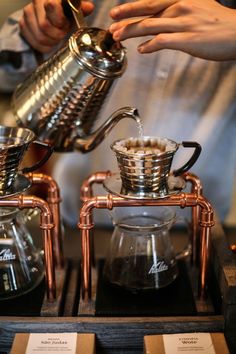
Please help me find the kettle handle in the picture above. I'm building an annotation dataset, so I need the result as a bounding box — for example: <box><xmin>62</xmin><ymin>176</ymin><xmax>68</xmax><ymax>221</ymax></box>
<box><xmin>61</xmin><ymin>0</ymin><xmax>87</xmax><ymax>28</ymax></box>
<box><xmin>21</xmin><ymin>141</ymin><xmax>54</xmax><ymax>174</ymax></box>
<box><xmin>173</xmin><ymin>141</ymin><xmax>202</xmax><ymax>177</ymax></box>
<box><xmin>61</xmin><ymin>0</ymin><xmax>115</xmax><ymax>50</ymax></box>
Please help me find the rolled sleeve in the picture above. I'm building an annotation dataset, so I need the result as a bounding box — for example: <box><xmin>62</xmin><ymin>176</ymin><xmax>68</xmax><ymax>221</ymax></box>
<box><xmin>0</xmin><ymin>10</ymin><xmax>38</xmax><ymax>92</ymax></box>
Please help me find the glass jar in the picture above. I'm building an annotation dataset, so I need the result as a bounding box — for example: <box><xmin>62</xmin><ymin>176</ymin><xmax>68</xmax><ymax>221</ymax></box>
<box><xmin>103</xmin><ymin>206</ymin><xmax>179</xmax><ymax>292</ymax></box>
<box><xmin>0</xmin><ymin>207</ymin><xmax>44</xmax><ymax>300</ymax></box>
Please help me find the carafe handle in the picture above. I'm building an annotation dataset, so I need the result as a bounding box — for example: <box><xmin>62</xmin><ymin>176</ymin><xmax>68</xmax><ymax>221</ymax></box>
<box><xmin>21</xmin><ymin>141</ymin><xmax>53</xmax><ymax>174</ymax></box>
<box><xmin>173</xmin><ymin>141</ymin><xmax>202</xmax><ymax>177</ymax></box>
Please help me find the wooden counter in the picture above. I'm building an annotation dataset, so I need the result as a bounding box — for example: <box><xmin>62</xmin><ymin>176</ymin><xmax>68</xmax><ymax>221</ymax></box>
<box><xmin>0</xmin><ymin>220</ymin><xmax>235</xmax><ymax>354</ymax></box>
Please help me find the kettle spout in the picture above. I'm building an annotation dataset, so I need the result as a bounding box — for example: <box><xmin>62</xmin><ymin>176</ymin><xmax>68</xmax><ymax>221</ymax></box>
<box><xmin>74</xmin><ymin>106</ymin><xmax>140</xmax><ymax>153</ymax></box>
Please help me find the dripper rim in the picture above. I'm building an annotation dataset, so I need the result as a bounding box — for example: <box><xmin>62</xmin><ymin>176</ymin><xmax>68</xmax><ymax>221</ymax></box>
<box><xmin>0</xmin><ymin>125</ymin><xmax>36</xmax><ymax>150</ymax></box>
<box><xmin>111</xmin><ymin>136</ymin><xmax>178</xmax><ymax>157</ymax></box>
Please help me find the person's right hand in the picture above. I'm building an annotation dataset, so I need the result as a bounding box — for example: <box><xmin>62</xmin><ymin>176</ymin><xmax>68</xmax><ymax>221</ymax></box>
<box><xmin>19</xmin><ymin>0</ymin><xmax>94</xmax><ymax>53</ymax></box>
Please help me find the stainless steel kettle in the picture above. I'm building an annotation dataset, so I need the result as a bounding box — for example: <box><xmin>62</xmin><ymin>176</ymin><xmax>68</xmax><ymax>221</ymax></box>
<box><xmin>11</xmin><ymin>1</ymin><xmax>138</xmax><ymax>152</ymax></box>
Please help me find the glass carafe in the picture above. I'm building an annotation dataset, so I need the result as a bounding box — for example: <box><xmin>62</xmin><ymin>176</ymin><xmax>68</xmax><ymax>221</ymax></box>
<box><xmin>103</xmin><ymin>206</ymin><xmax>178</xmax><ymax>292</ymax></box>
<box><xmin>0</xmin><ymin>207</ymin><xmax>44</xmax><ymax>300</ymax></box>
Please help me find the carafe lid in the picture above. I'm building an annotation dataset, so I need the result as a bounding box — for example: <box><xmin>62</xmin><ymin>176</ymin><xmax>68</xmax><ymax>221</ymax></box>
<box><xmin>69</xmin><ymin>27</ymin><xmax>127</xmax><ymax>79</ymax></box>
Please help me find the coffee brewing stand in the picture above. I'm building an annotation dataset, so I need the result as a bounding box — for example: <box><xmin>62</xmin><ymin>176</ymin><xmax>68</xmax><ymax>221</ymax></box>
<box><xmin>1</xmin><ymin>151</ymin><xmax>236</xmax><ymax>353</ymax></box>
<box><xmin>78</xmin><ymin>170</ymin><xmax>215</xmax><ymax>314</ymax></box>
<box><xmin>0</xmin><ymin>172</ymin><xmax>64</xmax><ymax>315</ymax></box>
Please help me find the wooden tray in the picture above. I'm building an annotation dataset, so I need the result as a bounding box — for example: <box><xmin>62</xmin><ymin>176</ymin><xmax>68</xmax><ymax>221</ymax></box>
<box><xmin>0</xmin><ymin>222</ymin><xmax>235</xmax><ymax>354</ymax></box>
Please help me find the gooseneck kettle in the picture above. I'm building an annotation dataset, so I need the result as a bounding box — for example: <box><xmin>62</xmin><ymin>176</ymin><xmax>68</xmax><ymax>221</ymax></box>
<box><xmin>12</xmin><ymin>0</ymin><xmax>138</xmax><ymax>152</ymax></box>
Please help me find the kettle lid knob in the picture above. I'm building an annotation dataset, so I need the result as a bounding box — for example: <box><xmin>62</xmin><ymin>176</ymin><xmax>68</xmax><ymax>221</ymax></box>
<box><xmin>69</xmin><ymin>27</ymin><xmax>127</xmax><ymax>79</ymax></box>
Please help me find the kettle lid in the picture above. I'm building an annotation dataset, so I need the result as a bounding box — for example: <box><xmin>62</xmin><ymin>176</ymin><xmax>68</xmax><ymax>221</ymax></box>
<box><xmin>69</xmin><ymin>27</ymin><xmax>127</xmax><ymax>79</ymax></box>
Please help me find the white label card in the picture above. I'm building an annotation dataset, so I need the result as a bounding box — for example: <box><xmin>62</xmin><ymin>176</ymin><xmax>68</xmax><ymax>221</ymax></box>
<box><xmin>25</xmin><ymin>333</ymin><xmax>77</xmax><ymax>354</ymax></box>
<box><xmin>163</xmin><ymin>333</ymin><xmax>216</xmax><ymax>354</ymax></box>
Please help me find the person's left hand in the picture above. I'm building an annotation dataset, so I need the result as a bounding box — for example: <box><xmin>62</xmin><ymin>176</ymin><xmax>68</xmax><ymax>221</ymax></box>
<box><xmin>109</xmin><ymin>0</ymin><xmax>236</xmax><ymax>61</ymax></box>
<box><xmin>19</xmin><ymin>0</ymin><xmax>94</xmax><ymax>53</ymax></box>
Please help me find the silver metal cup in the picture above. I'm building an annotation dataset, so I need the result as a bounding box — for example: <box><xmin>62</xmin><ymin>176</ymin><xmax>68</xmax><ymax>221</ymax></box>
<box><xmin>0</xmin><ymin>126</ymin><xmax>53</xmax><ymax>194</ymax></box>
<box><xmin>111</xmin><ymin>136</ymin><xmax>201</xmax><ymax>196</ymax></box>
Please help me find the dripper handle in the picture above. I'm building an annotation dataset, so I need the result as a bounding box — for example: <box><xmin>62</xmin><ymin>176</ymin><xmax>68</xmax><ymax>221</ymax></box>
<box><xmin>62</xmin><ymin>0</ymin><xmax>87</xmax><ymax>28</ymax></box>
<box><xmin>173</xmin><ymin>141</ymin><xmax>202</xmax><ymax>177</ymax></box>
<box><xmin>21</xmin><ymin>141</ymin><xmax>54</xmax><ymax>174</ymax></box>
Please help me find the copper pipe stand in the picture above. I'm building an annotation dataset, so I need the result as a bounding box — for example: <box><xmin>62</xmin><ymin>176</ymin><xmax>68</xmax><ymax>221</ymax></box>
<box><xmin>78</xmin><ymin>171</ymin><xmax>215</xmax><ymax>308</ymax></box>
<box><xmin>0</xmin><ymin>172</ymin><xmax>65</xmax><ymax>315</ymax></box>
<box><xmin>0</xmin><ymin>194</ymin><xmax>56</xmax><ymax>301</ymax></box>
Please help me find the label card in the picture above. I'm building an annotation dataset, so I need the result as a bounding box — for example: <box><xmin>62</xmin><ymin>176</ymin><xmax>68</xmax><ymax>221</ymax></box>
<box><xmin>163</xmin><ymin>333</ymin><xmax>216</xmax><ymax>354</ymax></box>
<box><xmin>25</xmin><ymin>333</ymin><xmax>77</xmax><ymax>354</ymax></box>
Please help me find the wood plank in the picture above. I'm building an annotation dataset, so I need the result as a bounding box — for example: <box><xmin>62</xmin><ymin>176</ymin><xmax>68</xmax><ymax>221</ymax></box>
<box><xmin>210</xmin><ymin>221</ymin><xmax>236</xmax><ymax>305</ymax></box>
<box><xmin>40</xmin><ymin>266</ymin><xmax>68</xmax><ymax>316</ymax></box>
<box><xmin>78</xmin><ymin>267</ymin><xmax>97</xmax><ymax>316</ymax></box>
<box><xmin>62</xmin><ymin>260</ymin><xmax>80</xmax><ymax>316</ymax></box>
<box><xmin>0</xmin><ymin>315</ymin><xmax>224</xmax><ymax>352</ymax></box>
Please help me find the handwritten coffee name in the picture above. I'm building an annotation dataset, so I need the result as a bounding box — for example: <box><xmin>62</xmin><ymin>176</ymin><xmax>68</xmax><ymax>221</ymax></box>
<box><xmin>41</xmin><ymin>337</ymin><xmax>67</xmax><ymax>345</ymax></box>
<box><xmin>179</xmin><ymin>337</ymin><xmax>198</xmax><ymax>345</ymax></box>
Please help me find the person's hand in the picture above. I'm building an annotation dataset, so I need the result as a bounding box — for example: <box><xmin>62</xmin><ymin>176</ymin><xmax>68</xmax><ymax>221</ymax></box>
<box><xmin>19</xmin><ymin>0</ymin><xmax>94</xmax><ymax>53</ymax></box>
<box><xmin>109</xmin><ymin>0</ymin><xmax>236</xmax><ymax>61</ymax></box>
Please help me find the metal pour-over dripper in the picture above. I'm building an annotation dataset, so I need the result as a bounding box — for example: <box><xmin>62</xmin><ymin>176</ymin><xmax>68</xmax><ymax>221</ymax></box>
<box><xmin>0</xmin><ymin>126</ymin><xmax>52</xmax><ymax>196</ymax></box>
<box><xmin>108</xmin><ymin>136</ymin><xmax>202</xmax><ymax>198</ymax></box>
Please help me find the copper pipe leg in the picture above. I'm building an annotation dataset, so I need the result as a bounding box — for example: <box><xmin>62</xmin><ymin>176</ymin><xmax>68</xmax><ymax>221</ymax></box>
<box><xmin>25</xmin><ymin>172</ymin><xmax>64</xmax><ymax>268</ymax></box>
